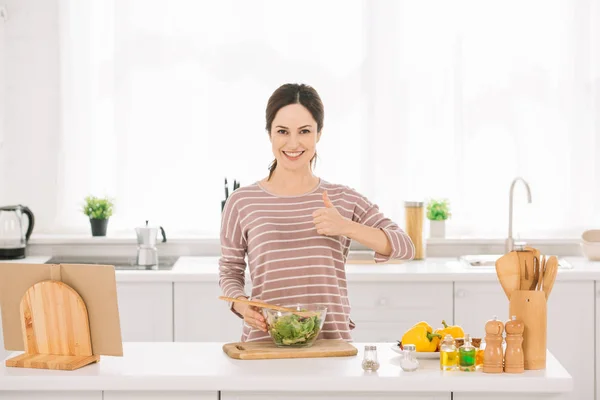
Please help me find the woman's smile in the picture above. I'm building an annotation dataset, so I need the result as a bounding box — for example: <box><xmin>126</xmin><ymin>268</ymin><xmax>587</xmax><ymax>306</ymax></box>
<box><xmin>282</xmin><ymin>150</ymin><xmax>305</xmax><ymax>161</ymax></box>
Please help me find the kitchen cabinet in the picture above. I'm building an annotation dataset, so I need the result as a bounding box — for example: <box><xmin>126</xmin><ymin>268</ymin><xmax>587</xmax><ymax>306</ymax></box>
<box><xmin>116</xmin><ymin>282</ymin><xmax>173</xmax><ymax>342</ymax></box>
<box><xmin>174</xmin><ymin>281</ymin><xmax>453</xmax><ymax>343</ymax></box>
<box><xmin>222</xmin><ymin>393</ymin><xmax>450</xmax><ymax>400</ymax></box>
<box><xmin>454</xmin><ymin>281</ymin><xmax>594</xmax><ymax>400</ymax></box>
<box><xmin>454</xmin><ymin>394</ymin><xmax>567</xmax><ymax>400</ymax></box>
<box><xmin>174</xmin><ymin>282</ymin><xmax>250</xmax><ymax>342</ymax></box>
<box><xmin>104</xmin><ymin>392</ymin><xmax>217</xmax><ymax>400</ymax></box>
<box><xmin>0</xmin><ymin>310</ymin><xmax>6</xmax><ymax>361</ymax></box>
<box><xmin>596</xmin><ymin>281</ymin><xmax>600</xmax><ymax>400</ymax></box>
<box><xmin>347</xmin><ymin>282</ymin><xmax>453</xmax><ymax>342</ymax></box>
<box><xmin>0</xmin><ymin>393</ymin><xmax>101</xmax><ymax>400</ymax></box>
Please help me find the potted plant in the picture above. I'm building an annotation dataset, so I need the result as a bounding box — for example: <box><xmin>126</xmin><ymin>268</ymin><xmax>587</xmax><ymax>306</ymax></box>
<box><xmin>82</xmin><ymin>195</ymin><xmax>114</xmax><ymax>237</ymax></box>
<box><xmin>426</xmin><ymin>198</ymin><xmax>451</xmax><ymax>238</ymax></box>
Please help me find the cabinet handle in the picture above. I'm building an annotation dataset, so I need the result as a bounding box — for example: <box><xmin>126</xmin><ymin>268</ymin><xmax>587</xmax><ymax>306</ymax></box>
<box><xmin>377</xmin><ymin>297</ymin><xmax>388</xmax><ymax>306</ymax></box>
<box><xmin>456</xmin><ymin>290</ymin><xmax>466</xmax><ymax>298</ymax></box>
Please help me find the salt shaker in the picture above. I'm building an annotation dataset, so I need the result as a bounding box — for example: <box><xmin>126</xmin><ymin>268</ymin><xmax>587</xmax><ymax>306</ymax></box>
<box><xmin>504</xmin><ymin>315</ymin><xmax>524</xmax><ymax>373</ymax></box>
<box><xmin>483</xmin><ymin>316</ymin><xmax>504</xmax><ymax>374</ymax></box>
<box><xmin>400</xmin><ymin>344</ymin><xmax>420</xmax><ymax>372</ymax></box>
<box><xmin>362</xmin><ymin>345</ymin><xmax>380</xmax><ymax>371</ymax></box>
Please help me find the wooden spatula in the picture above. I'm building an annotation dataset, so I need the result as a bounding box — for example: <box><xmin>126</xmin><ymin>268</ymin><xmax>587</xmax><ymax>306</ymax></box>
<box><xmin>495</xmin><ymin>251</ymin><xmax>521</xmax><ymax>300</ymax></box>
<box><xmin>218</xmin><ymin>296</ymin><xmax>317</xmax><ymax>317</ymax></box>
<box><xmin>542</xmin><ymin>256</ymin><xmax>558</xmax><ymax>299</ymax></box>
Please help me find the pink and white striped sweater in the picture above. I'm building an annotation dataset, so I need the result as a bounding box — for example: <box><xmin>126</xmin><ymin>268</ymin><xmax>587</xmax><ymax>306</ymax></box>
<box><xmin>219</xmin><ymin>179</ymin><xmax>415</xmax><ymax>342</ymax></box>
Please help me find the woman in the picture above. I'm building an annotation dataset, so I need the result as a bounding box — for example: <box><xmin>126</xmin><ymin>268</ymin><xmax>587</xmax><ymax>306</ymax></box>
<box><xmin>219</xmin><ymin>83</ymin><xmax>415</xmax><ymax>342</ymax></box>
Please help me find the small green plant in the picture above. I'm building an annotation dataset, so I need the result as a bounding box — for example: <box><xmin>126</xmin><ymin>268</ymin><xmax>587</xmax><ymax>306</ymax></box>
<box><xmin>82</xmin><ymin>195</ymin><xmax>114</xmax><ymax>220</ymax></box>
<box><xmin>426</xmin><ymin>198</ymin><xmax>451</xmax><ymax>221</ymax></box>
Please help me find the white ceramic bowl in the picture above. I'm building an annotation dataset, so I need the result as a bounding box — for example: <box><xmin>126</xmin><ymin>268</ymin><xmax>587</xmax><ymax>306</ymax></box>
<box><xmin>581</xmin><ymin>229</ymin><xmax>600</xmax><ymax>261</ymax></box>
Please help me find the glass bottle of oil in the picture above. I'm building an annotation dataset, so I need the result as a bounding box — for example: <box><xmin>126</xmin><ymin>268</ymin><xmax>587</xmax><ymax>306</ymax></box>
<box><xmin>439</xmin><ymin>334</ymin><xmax>458</xmax><ymax>371</ymax></box>
<box><xmin>475</xmin><ymin>338</ymin><xmax>485</xmax><ymax>369</ymax></box>
<box><xmin>458</xmin><ymin>333</ymin><xmax>477</xmax><ymax>372</ymax></box>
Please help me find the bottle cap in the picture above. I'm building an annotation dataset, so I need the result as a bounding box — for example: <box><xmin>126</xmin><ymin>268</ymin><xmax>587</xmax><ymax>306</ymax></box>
<box><xmin>442</xmin><ymin>334</ymin><xmax>454</xmax><ymax>345</ymax></box>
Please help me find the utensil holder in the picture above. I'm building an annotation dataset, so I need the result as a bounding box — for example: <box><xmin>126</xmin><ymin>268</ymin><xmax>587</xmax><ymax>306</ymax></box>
<box><xmin>508</xmin><ymin>290</ymin><xmax>546</xmax><ymax>370</ymax></box>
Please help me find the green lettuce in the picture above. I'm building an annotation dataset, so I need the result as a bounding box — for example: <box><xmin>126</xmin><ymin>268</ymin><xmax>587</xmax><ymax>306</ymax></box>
<box><xmin>268</xmin><ymin>313</ymin><xmax>321</xmax><ymax>345</ymax></box>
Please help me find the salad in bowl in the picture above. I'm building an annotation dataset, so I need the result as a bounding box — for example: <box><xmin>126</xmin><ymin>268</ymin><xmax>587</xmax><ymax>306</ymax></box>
<box><xmin>262</xmin><ymin>304</ymin><xmax>327</xmax><ymax>348</ymax></box>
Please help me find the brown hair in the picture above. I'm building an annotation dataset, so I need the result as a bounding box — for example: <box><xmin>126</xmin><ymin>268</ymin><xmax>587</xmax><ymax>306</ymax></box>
<box><xmin>265</xmin><ymin>83</ymin><xmax>324</xmax><ymax>180</ymax></box>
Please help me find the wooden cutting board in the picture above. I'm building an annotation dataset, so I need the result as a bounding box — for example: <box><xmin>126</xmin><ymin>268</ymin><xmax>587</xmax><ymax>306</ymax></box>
<box><xmin>5</xmin><ymin>280</ymin><xmax>100</xmax><ymax>370</ymax></box>
<box><xmin>223</xmin><ymin>339</ymin><xmax>358</xmax><ymax>360</ymax></box>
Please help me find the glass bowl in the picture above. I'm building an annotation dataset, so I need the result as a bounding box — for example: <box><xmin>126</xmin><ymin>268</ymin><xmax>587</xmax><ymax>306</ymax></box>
<box><xmin>262</xmin><ymin>304</ymin><xmax>327</xmax><ymax>348</ymax></box>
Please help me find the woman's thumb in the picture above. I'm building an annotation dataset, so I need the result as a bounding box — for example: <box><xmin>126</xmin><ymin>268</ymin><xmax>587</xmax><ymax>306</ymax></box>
<box><xmin>323</xmin><ymin>191</ymin><xmax>334</xmax><ymax>208</ymax></box>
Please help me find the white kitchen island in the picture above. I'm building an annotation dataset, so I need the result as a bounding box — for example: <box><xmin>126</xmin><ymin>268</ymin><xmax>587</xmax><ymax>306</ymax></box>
<box><xmin>0</xmin><ymin>342</ymin><xmax>572</xmax><ymax>400</ymax></box>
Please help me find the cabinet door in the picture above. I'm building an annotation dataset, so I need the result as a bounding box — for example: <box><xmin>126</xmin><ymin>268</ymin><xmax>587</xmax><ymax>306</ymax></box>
<box><xmin>347</xmin><ymin>282</ymin><xmax>453</xmax><ymax>342</ymax></box>
<box><xmin>453</xmin><ymin>282</ymin><xmax>506</xmax><ymax>338</ymax></box>
<box><xmin>0</xmin><ymin>393</ymin><xmax>101</xmax><ymax>400</ymax></box>
<box><xmin>222</xmin><ymin>393</ymin><xmax>450</xmax><ymax>400</ymax></box>
<box><xmin>174</xmin><ymin>282</ymin><xmax>249</xmax><ymax>342</ymax></box>
<box><xmin>596</xmin><ymin>281</ymin><xmax>600</xmax><ymax>400</ymax></box>
<box><xmin>104</xmin><ymin>392</ymin><xmax>217</xmax><ymax>400</ymax></box>
<box><xmin>116</xmin><ymin>282</ymin><xmax>173</xmax><ymax>342</ymax></box>
<box><xmin>454</xmin><ymin>281</ymin><xmax>594</xmax><ymax>400</ymax></box>
<box><xmin>454</xmin><ymin>394</ymin><xmax>567</xmax><ymax>400</ymax></box>
<box><xmin>0</xmin><ymin>309</ymin><xmax>6</xmax><ymax>361</ymax></box>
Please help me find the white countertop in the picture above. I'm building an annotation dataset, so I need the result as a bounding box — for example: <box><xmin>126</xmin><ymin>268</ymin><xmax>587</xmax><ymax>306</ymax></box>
<box><xmin>0</xmin><ymin>342</ymin><xmax>572</xmax><ymax>393</ymax></box>
<box><xmin>3</xmin><ymin>256</ymin><xmax>600</xmax><ymax>282</ymax></box>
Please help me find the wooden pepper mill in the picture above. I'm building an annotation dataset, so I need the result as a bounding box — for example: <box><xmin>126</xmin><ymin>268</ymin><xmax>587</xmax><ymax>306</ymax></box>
<box><xmin>483</xmin><ymin>316</ymin><xmax>504</xmax><ymax>373</ymax></box>
<box><xmin>504</xmin><ymin>315</ymin><xmax>524</xmax><ymax>373</ymax></box>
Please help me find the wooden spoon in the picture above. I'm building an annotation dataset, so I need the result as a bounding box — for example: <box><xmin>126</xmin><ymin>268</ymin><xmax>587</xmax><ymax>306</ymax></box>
<box><xmin>218</xmin><ymin>296</ymin><xmax>317</xmax><ymax>317</ymax></box>
<box><xmin>537</xmin><ymin>255</ymin><xmax>546</xmax><ymax>291</ymax></box>
<box><xmin>542</xmin><ymin>256</ymin><xmax>558</xmax><ymax>299</ymax></box>
<box><xmin>495</xmin><ymin>251</ymin><xmax>521</xmax><ymax>300</ymax></box>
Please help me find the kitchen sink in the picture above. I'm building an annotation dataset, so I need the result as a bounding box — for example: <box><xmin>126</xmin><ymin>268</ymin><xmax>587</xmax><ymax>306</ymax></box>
<box><xmin>459</xmin><ymin>254</ymin><xmax>573</xmax><ymax>269</ymax></box>
<box><xmin>45</xmin><ymin>256</ymin><xmax>179</xmax><ymax>271</ymax></box>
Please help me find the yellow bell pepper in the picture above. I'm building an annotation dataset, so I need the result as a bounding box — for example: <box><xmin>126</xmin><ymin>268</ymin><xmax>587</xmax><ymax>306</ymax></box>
<box><xmin>434</xmin><ymin>320</ymin><xmax>465</xmax><ymax>339</ymax></box>
<box><xmin>401</xmin><ymin>325</ymin><xmax>442</xmax><ymax>352</ymax></box>
<box><xmin>411</xmin><ymin>321</ymin><xmax>433</xmax><ymax>333</ymax></box>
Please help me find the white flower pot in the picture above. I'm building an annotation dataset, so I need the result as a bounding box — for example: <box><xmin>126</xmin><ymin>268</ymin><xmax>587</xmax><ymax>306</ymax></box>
<box><xmin>429</xmin><ymin>220</ymin><xmax>446</xmax><ymax>238</ymax></box>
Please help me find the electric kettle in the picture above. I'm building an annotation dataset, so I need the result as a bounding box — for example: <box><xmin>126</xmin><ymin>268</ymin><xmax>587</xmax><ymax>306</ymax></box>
<box><xmin>0</xmin><ymin>205</ymin><xmax>35</xmax><ymax>259</ymax></box>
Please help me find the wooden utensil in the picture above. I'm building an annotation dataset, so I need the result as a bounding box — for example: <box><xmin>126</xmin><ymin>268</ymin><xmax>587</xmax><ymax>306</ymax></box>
<box><xmin>218</xmin><ymin>296</ymin><xmax>317</xmax><ymax>317</ymax></box>
<box><xmin>529</xmin><ymin>256</ymin><xmax>539</xmax><ymax>290</ymax></box>
<box><xmin>222</xmin><ymin>339</ymin><xmax>357</xmax><ymax>360</ymax></box>
<box><xmin>537</xmin><ymin>255</ymin><xmax>546</xmax><ymax>291</ymax></box>
<box><xmin>517</xmin><ymin>249</ymin><xmax>536</xmax><ymax>290</ymax></box>
<box><xmin>509</xmin><ymin>290</ymin><xmax>547</xmax><ymax>370</ymax></box>
<box><xmin>542</xmin><ymin>256</ymin><xmax>558</xmax><ymax>299</ymax></box>
<box><xmin>495</xmin><ymin>251</ymin><xmax>521</xmax><ymax>300</ymax></box>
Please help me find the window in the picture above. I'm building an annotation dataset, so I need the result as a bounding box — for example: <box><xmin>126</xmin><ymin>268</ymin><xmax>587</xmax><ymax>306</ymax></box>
<box><xmin>54</xmin><ymin>0</ymin><xmax>600</xmax><ymax>238</ymax></box>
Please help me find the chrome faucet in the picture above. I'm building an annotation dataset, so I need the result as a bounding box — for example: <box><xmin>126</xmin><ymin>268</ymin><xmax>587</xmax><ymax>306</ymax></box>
<box><xmin>506</xmin><ymin>177</ymin><xmax>532</xmax><ymax>253</ymax></box>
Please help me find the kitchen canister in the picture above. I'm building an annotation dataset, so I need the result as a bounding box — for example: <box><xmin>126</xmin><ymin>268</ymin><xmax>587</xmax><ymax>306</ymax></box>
<box><xmin>508</xmin><ymin>290</ymin><xmax>547</xmax><ymax>370</ymax></box>
<box><xmin>404</xmin><ymin>201</ymin><xmax>424</xmax><ymax>259</ymax></box>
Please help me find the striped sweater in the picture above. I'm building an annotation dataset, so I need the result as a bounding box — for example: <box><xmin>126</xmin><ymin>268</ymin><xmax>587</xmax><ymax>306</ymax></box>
<box><xmin>219</xmin><ymin>179</ymin><xmax>415</xmax><ymax>342</ymax></box>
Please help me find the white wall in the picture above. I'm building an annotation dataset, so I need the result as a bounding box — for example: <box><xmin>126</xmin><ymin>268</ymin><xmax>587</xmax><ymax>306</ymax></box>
<box><xmin>0</xmin><ymin>0</ymin><xmax>60</xmax><ymax>232</ymax></box>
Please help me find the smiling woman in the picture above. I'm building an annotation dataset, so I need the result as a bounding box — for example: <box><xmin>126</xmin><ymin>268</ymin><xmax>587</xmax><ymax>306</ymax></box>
<box><xmin>218</xmin><ymin>83</ymin><xmax>416</xmax><ymax>343</ymax></box>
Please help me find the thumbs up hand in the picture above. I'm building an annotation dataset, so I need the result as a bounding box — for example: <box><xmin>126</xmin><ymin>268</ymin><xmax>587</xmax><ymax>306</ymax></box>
<box><xmin>313</xmin><ymin>191</ymin><xmax>351</xmax><ymax>236</ymax></box>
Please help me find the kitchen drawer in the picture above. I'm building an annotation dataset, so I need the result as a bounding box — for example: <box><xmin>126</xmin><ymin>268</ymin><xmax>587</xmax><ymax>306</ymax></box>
<box><xmin>223</xmin><ymin>393</ymin><xmax>450</xmax><ymax>400</ymax></box>
<box><xmin>347</xmin><ymin>282</ymin><xmax>453</xmax><ymax>324</ymax></box>
<box><xmin>104</xmin><ymin>392</ymin><xmax>217</xmax><ymax>400</ymax></box>
<box><xmin>0</xmin><ymin>393</ymin><xmax>101</xmax><ymax>400</ymax></box>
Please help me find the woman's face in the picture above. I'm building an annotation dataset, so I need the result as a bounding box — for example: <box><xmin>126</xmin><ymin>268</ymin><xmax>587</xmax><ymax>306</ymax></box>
<box><xmin>269</xmin><ymin>103</ymin><xmax>321</xmax><ymax>173</ymax></box>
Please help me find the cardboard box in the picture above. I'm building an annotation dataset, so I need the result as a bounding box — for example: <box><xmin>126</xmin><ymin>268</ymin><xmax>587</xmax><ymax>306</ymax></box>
<box><xmin>0</xmin><ymin>263</ymin><xmax>123</xmax><ymax>356</ymax></box>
